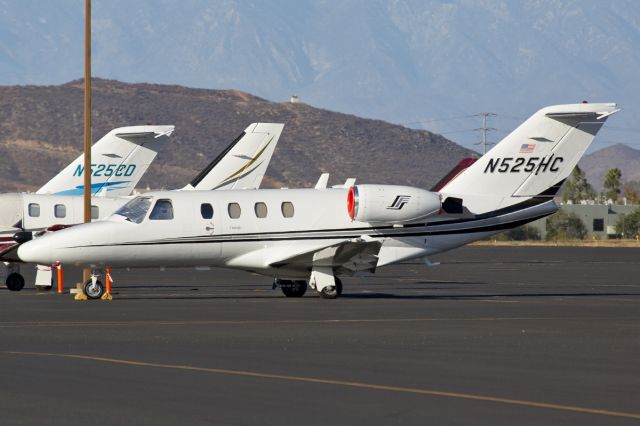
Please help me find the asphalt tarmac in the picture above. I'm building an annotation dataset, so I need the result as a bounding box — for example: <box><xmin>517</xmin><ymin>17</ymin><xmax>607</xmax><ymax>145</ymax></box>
<box><xmin>0</xmin><ymin>246</ymin><xmax>639</xmax><ymax>425</ymax></box>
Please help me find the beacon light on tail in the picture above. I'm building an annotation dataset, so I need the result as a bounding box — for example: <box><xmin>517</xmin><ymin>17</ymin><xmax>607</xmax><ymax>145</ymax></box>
<box><xmin>347</xmin><ymin>184</ymin><xmax>441</xmax><ymax>224</ymax></box>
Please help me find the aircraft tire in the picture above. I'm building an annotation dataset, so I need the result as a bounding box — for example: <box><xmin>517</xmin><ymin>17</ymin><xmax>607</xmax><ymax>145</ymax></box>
<box><xmin>335</xmin><ymin>277</ymin><xmax>343</xmax><ymax>296</ymax></box>
<box><xmin>318</xmin><ymin>277</ymin><xmax>343</xmax><ymax>299</ymax></box>
<box><xmin>281</xmin><ymin>280</ymin><xmax>307</xmax><ymax>297</ymax></box>
<box><xmin>6</xmin><ymin>273</ymin><xmax>25</xmax><ymax>291</ymax></box>
<box><xmin>319</xmin><ymin>285</ymin><xmax>338</xmax><ymax>299</ymax></box>
<box><xmin>83</xmin><ymin>278</ymin><xmax>105</xmax><ymax>300</ymax></box>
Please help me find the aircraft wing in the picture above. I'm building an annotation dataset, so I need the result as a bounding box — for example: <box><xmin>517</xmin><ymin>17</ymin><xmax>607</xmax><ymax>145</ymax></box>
<box><xmin>268</xmin><ymin>237</ymin><xmax>382</xmax><ymax>274</ymax></box>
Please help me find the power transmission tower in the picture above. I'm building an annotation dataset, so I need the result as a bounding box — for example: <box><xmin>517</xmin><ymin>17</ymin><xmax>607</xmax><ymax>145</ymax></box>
<box><xmin>474</xmin><ymin>112</ymin><xmax>496</xmax><ymax>154</ymax></box>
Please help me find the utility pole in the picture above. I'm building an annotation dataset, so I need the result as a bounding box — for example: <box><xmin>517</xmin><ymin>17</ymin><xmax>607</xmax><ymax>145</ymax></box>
<box><xmin>83</xmin><ymin>0</ymin><xmax>92</xmax><ymax>282</ymax></box>
<box><xmin>475</xmin><ymin>112</ymin><xmax>496</xmax><ymax>155</ymax></box>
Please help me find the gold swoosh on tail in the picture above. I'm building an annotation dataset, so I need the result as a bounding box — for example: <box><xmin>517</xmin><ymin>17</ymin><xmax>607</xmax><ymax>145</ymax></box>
<box><xmin>221</xmin><ymin>135</ymin><xmax>273</xmax><ymax>183</ymax></box>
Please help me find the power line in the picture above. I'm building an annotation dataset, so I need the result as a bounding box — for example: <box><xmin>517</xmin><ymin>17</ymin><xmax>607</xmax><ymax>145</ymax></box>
<box><xmin>473</xmin><ymin>112</ymin><xmax>496</xmax><ymax>154</ymax></box>
<box><xmin>603</xmin><ymin>125</ymin><xmax>640</xmax><ymax>133</ymax></box>
<box><xmin>401</xmin><ymin>114</ymin><xmax>478</xmax><ymax>127</ymax></box>
<box><xmin>595</xmin><ymin>140</ymin><xmax>640</xmax><ymax>146</ymax></box>
<box><xmin>439</xmin><ymin>128</ymin><xmax>479</xmax><ymax>135</ymax></box>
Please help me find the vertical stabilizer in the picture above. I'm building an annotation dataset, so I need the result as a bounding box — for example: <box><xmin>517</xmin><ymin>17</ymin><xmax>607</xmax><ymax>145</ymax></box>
<box><xmin>36</xmin><ymin>125</ymin><xmax>174</xmax><ymax>197</ymax></box>
<box><xmin>441</xmin><ymin>103</ymin><xmax>618</xmax><ymax>213</ymax></box>
<box><xmin>183</xmin><ymin>123</ymin><xmax>284</xmax><ymax>191</ymax></box>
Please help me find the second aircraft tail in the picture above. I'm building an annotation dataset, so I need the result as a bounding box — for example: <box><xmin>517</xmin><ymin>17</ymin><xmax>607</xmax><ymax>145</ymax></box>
<box><xmin>183</xmin><ymin>123</ymin><xmax>284</xmax><ymax>191</ymax></box>
<box><xmin>36</xmin><ymin>125</ymin><xmax>174</xmax><ymax>197</ymax></box>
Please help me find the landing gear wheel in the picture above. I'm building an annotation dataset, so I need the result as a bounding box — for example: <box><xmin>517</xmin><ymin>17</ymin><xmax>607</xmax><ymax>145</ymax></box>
<box><xmin>281</xmin><ymin>280</ymin><xmax>307</xmax><ymax>297</ymax></box>
<box><xmin>319</xmin><ymin>277</ymin><xmax>343</xmax><ymax>299</ymax></box>
<box><xmin>319</xmin><ymin>286</ymin><xmax>338</xmax><ymax>299</ymax></box>
<box><xmin>83</xmin><ymin>278</ymin><xmax>105</xmax><ymax>300</ymax></box>
<box><xmin>6</xmin><ymin>273</ymin><xmax>25</xmax><ymax>291</ymax></box>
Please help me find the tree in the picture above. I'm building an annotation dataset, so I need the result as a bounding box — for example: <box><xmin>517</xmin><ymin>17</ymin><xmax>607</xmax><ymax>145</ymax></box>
<box><xmin>615</xmin><ymin>208</ymin><xmax>640</xmax><ymax>238</ymax></box>
<box><xmin>602</xmin><ymin>168</ymin><xmax>622</xmax><ymax>203</ymax></box>
<box><xmin>622</xmin><ymin>181</ymin><xmax>640</xmax><ymax>204</ymax></box>
<box><xmin>562</xmin><ymin>166</ymin><xmax>595</xmax><ymax>202</ymax></box>
<box><xmin>494</xmin><ymin>225</ymin><xmax>541</xmax><ymax>241</ymax></box>
<box><xmin>545</xmin><ymin>210</ymin><xmax>587</xmax><ymax>240</ymax></box>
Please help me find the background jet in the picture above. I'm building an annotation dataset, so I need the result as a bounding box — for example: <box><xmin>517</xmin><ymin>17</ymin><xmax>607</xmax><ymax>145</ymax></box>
<box><xmin>3</xmin><ymin>122</ymin><xmax>284</xmax><ymax>291</ymax></box>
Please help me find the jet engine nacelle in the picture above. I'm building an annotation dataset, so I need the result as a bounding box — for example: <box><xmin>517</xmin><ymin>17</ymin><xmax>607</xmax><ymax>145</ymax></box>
<box><xmin>347</xmin><ymin>185</ymin><xmax>441</xmax><ymax>224</ymax></box>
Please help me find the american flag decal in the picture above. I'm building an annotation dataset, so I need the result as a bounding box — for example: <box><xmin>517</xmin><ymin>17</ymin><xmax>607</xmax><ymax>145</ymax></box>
<box><xmin>520</xmin><ymin>143</ymin><xmax>535</xmax><ymax>153</ymax></box>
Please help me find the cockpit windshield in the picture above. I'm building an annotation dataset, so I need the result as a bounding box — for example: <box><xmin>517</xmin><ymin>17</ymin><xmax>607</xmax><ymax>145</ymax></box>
<box><xmin>114</xmin><ymin>196</ymin><xmax>152</xmax><ymax>223</ymax></box>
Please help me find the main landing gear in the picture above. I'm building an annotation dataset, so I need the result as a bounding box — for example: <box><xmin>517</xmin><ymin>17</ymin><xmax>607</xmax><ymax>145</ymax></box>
<box><xmin>279</xmin><ymin>280</ymin><xmax>308</xmax><ymax>297</ymax></box>
<box><xmin>4</xmin><ymin>263</ymin><xmax>25</xmax><ymax>291</ymax></box>
<box><xmin>318</xmin><ymin>277</ymin><xmax>343</xmax><ymax>299</ymax></box>
<box><xmin>275</xmin><ymin>276</ymin><xmax>343</xmax><ymax>299</ymax></box>
<box><xmin>6</xmin><ymin>272</ymin><xmax>25</xmax><ymax>292</ymax></box>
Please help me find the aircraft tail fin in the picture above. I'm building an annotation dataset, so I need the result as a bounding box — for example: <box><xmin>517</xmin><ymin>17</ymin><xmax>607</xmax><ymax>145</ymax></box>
<box><xmin>430</xmin><ymin>157</ymin><xmax>477</xmax><ymax>192</ymax></box>
<box><xmin>440</xmin><ymin>103</ymin><xmax>619</xmax><ymax>214</ymax></box>
<box><xmin>184</xmin><ymin>123</ymin><xmax>284</xmax><ymax>190</ymax></box>
<box><xmin>36</xmin><ymin>125</ymin><xmax>174</xmax><ymax>197</ymax></box>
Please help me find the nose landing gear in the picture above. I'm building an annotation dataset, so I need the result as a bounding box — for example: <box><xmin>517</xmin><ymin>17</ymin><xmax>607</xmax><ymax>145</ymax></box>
<box><xmin>83</xmin><ymin>272</ymin><xmax>105</xmax><ymax>300</ymax></box>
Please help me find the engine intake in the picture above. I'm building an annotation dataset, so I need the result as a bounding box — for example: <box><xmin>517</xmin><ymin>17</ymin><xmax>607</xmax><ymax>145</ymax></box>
<box><xmin>347</xmin><ymin>185</ymin><xmax>441</xmax><ymax>224</ymax></box>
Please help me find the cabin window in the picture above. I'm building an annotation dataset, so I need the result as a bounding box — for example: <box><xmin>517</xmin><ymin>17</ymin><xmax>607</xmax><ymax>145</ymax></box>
<box><xmin>28</xmin><ymin>203</ymin><xmax>40</xmax><ymax>217</ymax></box>
<box><xmin>228</xmin><ymin>203</ymin><xmax>241</xmax><ymax>219</ymax></box>
<box><xmin>149</xmin><ymin>199</ymin><xmax>174</xmax><ymax>220</ymax></box>
<box><xmin>114</xmin><ymin>196</ymin><xmax>152</xmax><ymax>224</ymax></box>
<box><xmin>254</xmin><ymin>202</ymin><xmax>268</xmax><ymax>218</ymax></box>
<box><xmin>54</xmin><ymin>204</ymin><xmax>66</xmax><ymax>218</ymax></box>
<box><xmin>281</xmin><ymin>201</ymin><xmax>294</xmax><ymax>218</ymax></box>
<box><xmin>91</xmin><ymin>205</ymin><xmax>99</xmax><ymax>220</ymax></box>
<box><xmin>201</xmin><ymin>203</ymin><xmax>214</xmax><ymax>219</ymax></box>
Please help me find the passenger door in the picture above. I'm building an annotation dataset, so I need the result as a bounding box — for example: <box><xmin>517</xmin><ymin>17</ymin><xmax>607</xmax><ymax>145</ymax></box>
<box><xmin>193</xmin><ymin>199</ymin><xmax>222</xmax><ymax>259</ymax></box>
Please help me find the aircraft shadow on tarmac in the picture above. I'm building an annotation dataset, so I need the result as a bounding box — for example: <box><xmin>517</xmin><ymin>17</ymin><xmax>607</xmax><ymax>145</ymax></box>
<box><xmin>99</xmin><ymin>290</ymin><xmax>640</xmax><ymax>301</ymax></box>
<box><xmin>341</xmin><ymin>292</ymin><xmax>640</xmax><ymax>300</ymax></box>
<box><xmin>111</xmin><ymin>294</ymin><xmax>290</xmax><ymax>301</ymax></box>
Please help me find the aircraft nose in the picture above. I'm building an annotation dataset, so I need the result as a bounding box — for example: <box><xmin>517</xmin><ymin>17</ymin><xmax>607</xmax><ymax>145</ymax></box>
<box><xmin>17</xmin><ymin>238</ymin><xmax>53</xmax><ymax>264</ymax></box>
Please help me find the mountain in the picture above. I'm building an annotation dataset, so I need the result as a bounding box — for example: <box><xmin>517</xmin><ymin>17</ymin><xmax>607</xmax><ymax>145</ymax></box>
<box><xmin>0</xmin><ymin>79</ymin><xmax>474</xmax><ymax>193</ymax></box>
<box><xmin>0</xmin><ymin>0</ymin><xmax>638</xmax><ymax>151</ymax></box>
<box><xmin>580</xmin><ymin>144</ymin><xmax>640</xmax><ymax>190</ymax></box>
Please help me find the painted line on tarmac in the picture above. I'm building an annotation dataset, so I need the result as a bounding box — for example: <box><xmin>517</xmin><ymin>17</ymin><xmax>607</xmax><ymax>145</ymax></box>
<box><xmin>5</xmin><ymin>351</ymin><xmax>640</xmax><ymax>420</ymax></box>
<box><xmin>0</xmin><ymin>316</ymin><xmax>621</xmax><ymax>328</ymax></box>
<box><xmin>0</xmin><ymin>316</ymin><xmax>636</xmax><ymax>327</ymax></box>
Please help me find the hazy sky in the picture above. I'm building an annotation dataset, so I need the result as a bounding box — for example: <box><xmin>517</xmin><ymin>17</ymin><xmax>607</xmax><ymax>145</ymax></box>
<box><xmin>0</xmin><ymin>0</ymin><xmax>638</xmax><ymax>152</ymax></box>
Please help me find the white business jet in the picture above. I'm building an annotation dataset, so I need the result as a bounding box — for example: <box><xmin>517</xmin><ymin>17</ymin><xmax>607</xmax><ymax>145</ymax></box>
<box><xmin>15</xmin><ymin>103</ymin><xmax>618</xmax><ymax>299</ymax></box>
<box><xmin>0</xmin><ymin>125</ymin><xmax>173</xmax><ymax>290</ymax></box>
<box><xmin>2</xmin><ymin>123</ymin><xmax>284</xmax><ymax>290</ymax></box>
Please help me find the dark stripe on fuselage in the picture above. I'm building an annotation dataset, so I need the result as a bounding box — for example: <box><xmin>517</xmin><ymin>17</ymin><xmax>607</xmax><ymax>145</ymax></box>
<box><xmin>67</xmin><ymin>201</ymin><xmax>557</xmax><ymax>249</ymax></box>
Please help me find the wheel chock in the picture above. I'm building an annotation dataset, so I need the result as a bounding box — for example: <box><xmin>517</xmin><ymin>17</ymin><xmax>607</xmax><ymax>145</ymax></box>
<box><xmin>74</xmin><ymin>292</ymin><xmax>88</xmax><ymax>301</ymax></box>
<box><xmin>101</xmin><ymin>292</ymin><xmax>113</xmax><ymax>301</ymax></box>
